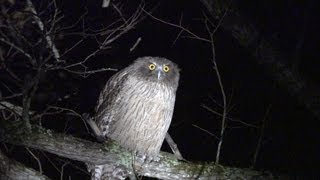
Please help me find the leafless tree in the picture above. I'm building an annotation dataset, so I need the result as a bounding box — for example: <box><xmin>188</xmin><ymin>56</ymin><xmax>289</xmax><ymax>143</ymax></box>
<box><xmin>0</xmin><ymin>0</ymin><xmax>285</xmax><ymax>179</ymax></box>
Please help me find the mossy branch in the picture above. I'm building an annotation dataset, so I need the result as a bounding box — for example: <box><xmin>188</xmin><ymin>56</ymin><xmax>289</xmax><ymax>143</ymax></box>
<box><xmin>0</xmin><ymin>120</ymin><xmax>281</xmax><ymax>179</ymax></box>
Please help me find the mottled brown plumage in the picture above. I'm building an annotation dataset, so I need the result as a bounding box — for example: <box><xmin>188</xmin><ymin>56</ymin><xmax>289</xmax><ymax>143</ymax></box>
<box><xmin>91</xmin><ymin>57</ymin><xmax>179</xmax><ymax>180</ymax></box>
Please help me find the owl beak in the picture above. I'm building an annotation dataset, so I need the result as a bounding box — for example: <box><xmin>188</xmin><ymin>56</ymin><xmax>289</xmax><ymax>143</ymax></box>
<box><xmin>157</xmin><ymin>70</ymin><xmax>162</xmax><ymax>80</ymax></box>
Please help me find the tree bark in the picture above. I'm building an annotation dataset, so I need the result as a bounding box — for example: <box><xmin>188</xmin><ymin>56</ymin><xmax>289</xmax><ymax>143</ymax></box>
<box><xmin>0</xmin><ymin>121</ymin><xmax>284</xmax><ymax>180</ymax></box>
<box><xmin>0</xmin><ymin>150</ymin><xmax>50</xmax><ymax>180</ymax></box>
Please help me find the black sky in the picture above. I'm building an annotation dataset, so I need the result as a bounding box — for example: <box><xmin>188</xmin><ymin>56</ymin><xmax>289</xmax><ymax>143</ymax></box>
<box><xmin>64</xmin><ymin>0</ymin><xmax>320</xmax><ymax>177</ymax></box>
<box><xmin>2</xmin><ymin>0</ymin><xmax>320</xmax><ymax>179</ymax></box>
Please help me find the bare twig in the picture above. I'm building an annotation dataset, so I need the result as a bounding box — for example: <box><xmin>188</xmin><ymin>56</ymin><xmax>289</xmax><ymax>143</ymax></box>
<box><xmin>0</xmin><ymin>37</ymin><xmax>33</xmax><ymax>60</ymax></box>
<box><xmin>48</xmin><ymin>0</ymin><xmax>60</xmax><ymax>34</ymax></box>
<box><xmin>130</xmin><ymin>37</ymin><xmax>142</xmax><ymax>52</ymax></box>
<box><xmin>26</xmin><ymin>148</ymin><xmax>43</xmax><ymax>174</ymax></box>
<box><xmin>40</xmin><ymin>151</ymin><xmax>61</xmax><ymax>174</ymax></box>
<box><xmin>26</xmin><ymin>0</ymin><xmax>61</xmax><ymax>62</ymax></box>
<box><xmin>142</xmin><ymin>8</ymin><xmax>211</xmax><ymax>43</ymax></box>
<box><xmin>0</xmin><ymin>93</ymin><xmax>23</xmax><ymax>101</ymax></box>
<box><xmin>251</xmin><ymin>105</ymin><xmax>271</xmax><ymax>168</ymax></box>
<box><xmin>192</xmin><ymin>124</ymin><xmax>219</xmax><ymax>140</ymax></box>
<box><xmin>170</xmin><ymin>13</ymin><xmax>185</xmax><ymax>46</ymax></box>
<box><xmin>204</xmin><ymin>16</ymin><xmax>227</xmax><ymax>164</ymax></box>
<box><xmin>63</xmin><ymin>67</ymin><xmax>118</xmax><ymax>78</ymax></box>
<box><xmin>201</xmin><ymin>104</ymin><xmax>257</xmax><ymax>128</ymax></box>
<box><xmin>60</xmin><ymin>162</ymin><xmax>68</xmax><ymax>180</ymax></box>
<box><xmin>60</xmin><ymin>39</ymin><xmax>84</xmax><ymax>58</ymax></box>
<box><xmin>60</xmin><ymin>3</ymin><xmax>144</xmax><ymax>75</ymax></box>
<box><xmin>165</xmin><ymin>133</ymin><xmax>184</xmax><ymax>160</ymax></box>
<box><xmin>142</xmin><ymin>5</ymin><xmax>231</xmax><ymax>164</ymax></box>
<box><xmin>37</xmin><ymin>106</ymin><xmax>91</xmax><ymax>133</ymax></box>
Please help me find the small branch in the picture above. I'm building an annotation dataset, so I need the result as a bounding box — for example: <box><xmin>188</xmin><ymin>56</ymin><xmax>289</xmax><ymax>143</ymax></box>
<box><xmin>141</xmin><ymin>8</ymin><xmax>211</xmax><ymax>43</ymax></box>
<box><xmin>192</xmin><ymin>124</ymin><xmax>219</xmax><ymax>140</ymax></box>
<box><xmin>0</xmin><ymin>101</ymin><xmax>30</xmax><ymax>116</ymax></box>
<box><xmin>201</xmin><ymin>104</ymin><xmax>258</xmax><ymax>128</ymax></box>
<box><xmin>129</xmin><ymin>37</ymin><xmax>142</xmax><ymax>52</ymax></box>
<box><xmin>26</xmin><ymin>148</ymin><xmax>43</xmax><ymax>174</ymax></box>
<box><xmin>205</xmin><ymin>17</ymin><xmax>227</xmax><ymax>164</ymax></box>
<box><xmin>251</xmin><ymin>105</ymin><xmax>271</xmax><ymax>168</ymax></box>
<box><xmin>0</xmin><ymin>94</ymin><xmax>23</xmax><ymax>101</ymax></box>
<box><xmin>63</xmin><ymin>67</ymin><xmax>118</xmax><ymax>78</ymax></box>
<box><xmin>60</xmin><ymin>39</ymin><xmax>84</xmax><ymax>58</ymax></box>
<box><xmin>62</xmin><ymin>4</ymin><xmax>143</xmax><ymax>72</ymax></box>
<box><xmin>26</xmin><ymin>0</ymin><xmax>61</xmax><ymax>62</ymax></box>
<box><xmin>60</xmin><ymin>162</ymin><xmax>68</xmax><ymax>180</ymax></box>
<box><xmin>0</xmin><ymin>37</ymin><xmax>33</xmax><ymax>60</ymax></box>
<box><xmin>165</xmin><ymin>133</ymin><xmax>184</xmax><ymax>160</ymax></box>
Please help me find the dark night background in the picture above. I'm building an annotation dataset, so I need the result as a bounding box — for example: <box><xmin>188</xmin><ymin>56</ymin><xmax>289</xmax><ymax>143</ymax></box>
<box><xmin>1</xmin><ymin>0</ymin><xmax>320</xmax><ymax>179</ymax></box>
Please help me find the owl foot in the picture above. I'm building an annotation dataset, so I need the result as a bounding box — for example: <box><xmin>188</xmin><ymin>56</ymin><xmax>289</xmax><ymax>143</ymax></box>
<box><xmin>89</xmin><ymin>163</ymin><xmax>130</xmax><ymax>180</ymax></box>
<box><xmin>134</xmin><ymin>152</ymin><xmax>160</xmax><ymax>164</ymax></box>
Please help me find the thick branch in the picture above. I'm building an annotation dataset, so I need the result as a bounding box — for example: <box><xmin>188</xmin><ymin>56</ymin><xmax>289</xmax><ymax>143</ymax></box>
<box><xmin>0</xmin><ymin>150</ymin><xmax>50</xmax><ymax>180</ymax></box>
<box><xmin>0</xmin><ymin>122</ymin><xmax>282</xmax><ymax>179</ymax></box>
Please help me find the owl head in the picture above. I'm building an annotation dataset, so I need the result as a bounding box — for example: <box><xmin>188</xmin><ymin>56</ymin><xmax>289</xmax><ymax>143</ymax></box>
<box><xmin>129</xmin><ymin>56</ymin><xmax>180</xmax><ymax>87</ymax></box>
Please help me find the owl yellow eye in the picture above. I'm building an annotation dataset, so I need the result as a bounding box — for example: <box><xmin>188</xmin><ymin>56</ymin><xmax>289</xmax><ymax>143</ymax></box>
<box><xmin>163</xmin><ymin>65</ymin><xmax>170</xmax><ymax>72</ymax></box>
<box><xmin>149</xmin><ymin>63</ymin><xmax>156</xmax><ymax>70</ymax></box>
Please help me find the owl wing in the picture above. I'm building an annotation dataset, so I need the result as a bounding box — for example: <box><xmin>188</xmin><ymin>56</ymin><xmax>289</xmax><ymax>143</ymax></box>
<box><xmin>89</xmin><ymin>70</ymin><xmax>131</xmax><ymax>180</ymax></box>
<box><xmin>95</xmin><ymin>69</ymin><xmax>129</xmax><ymax>135</ymax></box>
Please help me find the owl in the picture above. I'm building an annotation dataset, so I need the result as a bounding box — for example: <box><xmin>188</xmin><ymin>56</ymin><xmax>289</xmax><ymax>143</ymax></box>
<box><xmin>91</xmin><ymin>57</ymin><xmax>180</xmax><ymax>179</ymax></box>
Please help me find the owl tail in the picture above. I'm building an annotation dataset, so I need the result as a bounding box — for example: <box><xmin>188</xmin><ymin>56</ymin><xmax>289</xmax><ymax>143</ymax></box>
<box><xmin>87</xmin><ymin>163</ymin><xmax>130</xmax><ymax>180</ymax></box>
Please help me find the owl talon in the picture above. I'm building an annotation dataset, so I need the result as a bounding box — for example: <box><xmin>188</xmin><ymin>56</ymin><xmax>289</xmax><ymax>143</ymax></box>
<box><xmin>134</xmin><ymin>152</ymin><xmax>160</xmax><ymax>164</ymax></box>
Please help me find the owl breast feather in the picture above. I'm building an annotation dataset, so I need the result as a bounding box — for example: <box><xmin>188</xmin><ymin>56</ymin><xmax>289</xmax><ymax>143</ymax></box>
<box><xmin>105</xmin><ymin>75</ymin><xmax>177</xmax><ymax>157</ymax></box>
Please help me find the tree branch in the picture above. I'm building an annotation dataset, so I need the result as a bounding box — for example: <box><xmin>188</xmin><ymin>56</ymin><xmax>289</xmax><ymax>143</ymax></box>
<box><xmin>0</xmin><ymin>121</ymin><xmax>281</xmax><ymax>179</ymax></box>
<box><xmin>0</xmin><ymin>150</ymin><xmax>50</xmax><ymax>180</ymax></box>
<box><xmin>26</xmin><ymin>0</ymin><xmax>61</xmax><ymax>62</ymax></box>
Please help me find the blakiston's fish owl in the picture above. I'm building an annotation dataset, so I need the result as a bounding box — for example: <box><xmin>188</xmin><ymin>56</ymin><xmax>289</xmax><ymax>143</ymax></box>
<box><xmin>91</xmin><ymin>57</ymin><xmax>179</xmax><ymax>179</ymax></box>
